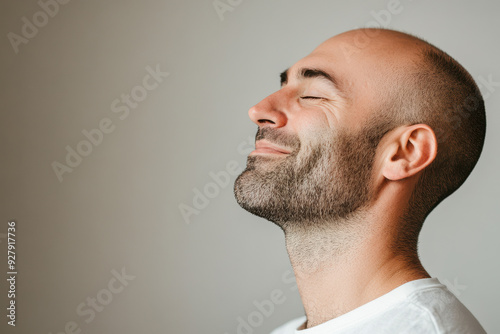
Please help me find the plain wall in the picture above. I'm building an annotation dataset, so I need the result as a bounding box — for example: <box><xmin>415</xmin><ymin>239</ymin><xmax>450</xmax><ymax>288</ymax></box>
<box><xmin>0</xmin><ymin>0</ymin><xmax>499</xmax><ymax>333</ymax></box>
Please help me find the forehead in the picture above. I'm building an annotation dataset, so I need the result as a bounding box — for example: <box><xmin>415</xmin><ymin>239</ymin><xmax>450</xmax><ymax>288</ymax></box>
<box><xmin>307</xmin><ymin>31</ymin><xmax>419</xmax><ymax>74</ymax></box>
<box><xmin>293</xmin><ymin>34</ymin><xmax>409</xmax><ymax>88</ymax></box>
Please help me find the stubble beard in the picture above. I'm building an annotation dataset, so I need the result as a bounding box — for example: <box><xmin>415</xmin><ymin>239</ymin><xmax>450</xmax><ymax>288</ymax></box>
<box><xmin>233</xmin><ymin>126</ymin><xmax>381</xmax><ymax>233</ymax></box>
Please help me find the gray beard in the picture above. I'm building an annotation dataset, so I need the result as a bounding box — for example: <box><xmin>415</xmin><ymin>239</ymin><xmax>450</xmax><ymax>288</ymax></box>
<box><xmin>233</xmin><ymin>126</ymin><xmax>383</xmax><ymax>232</ymax></box>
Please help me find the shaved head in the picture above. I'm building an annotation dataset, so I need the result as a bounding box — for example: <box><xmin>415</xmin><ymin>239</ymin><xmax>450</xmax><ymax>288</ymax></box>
<box><xmin>334</xmin><ymin>29</ymin><xmax>486</xmax><ymax>250</ymax></box>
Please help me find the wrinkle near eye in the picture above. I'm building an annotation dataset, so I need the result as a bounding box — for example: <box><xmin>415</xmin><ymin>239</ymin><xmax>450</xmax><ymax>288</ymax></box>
<box><xmin>299</xmin><ymin>97</ymin><xmax>340</xmax><ymax>130</ymax></box>
<box><xmin>321</xmin><ymin>101</ymin><xmax>340</xmax><ymax>130</ymax></box>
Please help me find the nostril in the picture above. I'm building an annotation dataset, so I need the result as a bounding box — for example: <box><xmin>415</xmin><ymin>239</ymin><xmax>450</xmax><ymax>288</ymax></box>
<box><xmin>258</xmin><ymin>119</ymin><xmax>276</xmax><ymax>124</ymax></box>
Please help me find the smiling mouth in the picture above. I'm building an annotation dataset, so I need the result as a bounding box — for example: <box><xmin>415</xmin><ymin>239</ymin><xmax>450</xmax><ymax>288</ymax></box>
<box><xmin>249</xmin><ymin>140</ymin><xmax>291</xmax><ymax>156</ymax></box>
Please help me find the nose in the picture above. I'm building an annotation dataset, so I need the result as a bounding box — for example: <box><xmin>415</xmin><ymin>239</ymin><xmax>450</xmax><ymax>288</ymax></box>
<box><xmin>248</xmin><ymin>92</ymin><xmax>288</xmax><ymax>128</ymax></box>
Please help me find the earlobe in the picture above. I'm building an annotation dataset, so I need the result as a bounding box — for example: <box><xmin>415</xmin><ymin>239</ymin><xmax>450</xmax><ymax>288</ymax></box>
<box><xmin>382</xmin><ymin>124</ymin><xmax>438</xmax><ymax>181</ymax></box>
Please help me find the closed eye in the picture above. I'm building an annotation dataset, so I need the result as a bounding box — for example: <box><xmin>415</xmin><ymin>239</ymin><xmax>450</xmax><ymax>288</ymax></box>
<box><xmin>300</xmin><ymin>96</ymin><xmax>325</xmax><ymax>100</ymax></box>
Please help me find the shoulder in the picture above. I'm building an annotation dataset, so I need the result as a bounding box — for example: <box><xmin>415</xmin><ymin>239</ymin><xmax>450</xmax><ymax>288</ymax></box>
<box><xmin>270</xmin><ymin>316</ymin><xmax>306</xmax><ymax>334</ymax></box>
<box><xmin>404</xmin><ymin>281</ymin><xmax>486</xmax><ymax>334</ymax></box>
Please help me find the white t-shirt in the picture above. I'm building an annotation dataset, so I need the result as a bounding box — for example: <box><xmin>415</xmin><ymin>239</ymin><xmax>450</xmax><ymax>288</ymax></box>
<box><xmin>271</xmin><ymin>278</ymin><xmax>486</xmax><ymax>334</ymax></box>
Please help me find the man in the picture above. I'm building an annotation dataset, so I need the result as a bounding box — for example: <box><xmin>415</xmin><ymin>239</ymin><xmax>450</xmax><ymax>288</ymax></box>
<box><xmin>233</xmin><ymin>28</ymin><xmax>487</xmax><ymax>333</ymax></box>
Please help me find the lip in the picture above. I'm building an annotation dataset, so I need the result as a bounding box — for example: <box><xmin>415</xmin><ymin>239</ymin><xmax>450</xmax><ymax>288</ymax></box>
<box><xmin>249</xmin><ymin>140</ymin><xmax>291</xmax><ymax>155</ymax></box>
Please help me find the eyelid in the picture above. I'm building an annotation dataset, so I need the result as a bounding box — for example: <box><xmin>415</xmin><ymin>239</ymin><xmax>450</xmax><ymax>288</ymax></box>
<box><xmin>300</xmin><ymin>96</ymin><xmax>325</xmax><ymax>100</ymax></box>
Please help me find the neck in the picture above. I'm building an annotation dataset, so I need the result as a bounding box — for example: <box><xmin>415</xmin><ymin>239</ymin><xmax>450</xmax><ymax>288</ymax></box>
<box><xmin>283</xmin><ymin>211</ymin><xmax>429</xmax><ymax>328</ymax></box>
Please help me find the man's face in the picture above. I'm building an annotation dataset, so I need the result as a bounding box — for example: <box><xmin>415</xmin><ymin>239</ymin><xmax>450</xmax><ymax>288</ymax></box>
<box><xmin>234</xmin><ymin>31</ymin><xmax>398</xmax><ymax>228</ymax></box>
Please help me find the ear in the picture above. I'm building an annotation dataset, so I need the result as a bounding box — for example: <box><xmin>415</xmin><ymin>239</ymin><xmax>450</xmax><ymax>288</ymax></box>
<box><xmin>381</xmin><ymin>124</ymin><xmax>438</xmax><ymax>181</ymax></box>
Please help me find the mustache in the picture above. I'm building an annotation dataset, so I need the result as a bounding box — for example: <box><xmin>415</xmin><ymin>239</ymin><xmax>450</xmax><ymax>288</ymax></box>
<box><xmin>255</xmin><ymin>127</ymin><xmax>301</xmax><ymax>152</ymax></box>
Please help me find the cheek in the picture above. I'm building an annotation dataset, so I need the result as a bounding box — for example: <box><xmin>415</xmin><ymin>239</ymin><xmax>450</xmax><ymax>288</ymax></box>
<box><xmin>294</xmin><ymin>129</ymin><xmax>337</xmax><ymax>165</ymax></box>
<box><xmin>293</xmin><ymin>112</ymin><xmax>329</xmax><ymax>134</ymax></box>
<box><xmin>302</xmin><ymin>105</ymin><xmax>340</xmax><ymax>133</ymax></box>
<box><xmin>293</xmin><ymin>112</ymin><xmax>338</xmax><ymax>147</ymax></box>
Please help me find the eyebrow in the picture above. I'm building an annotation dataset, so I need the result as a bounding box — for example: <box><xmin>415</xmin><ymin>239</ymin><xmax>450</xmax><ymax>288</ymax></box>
<box><xmin>280</xmin><ymin>67</ymin><xmax>339</xmax><ymax>88</ymax></box>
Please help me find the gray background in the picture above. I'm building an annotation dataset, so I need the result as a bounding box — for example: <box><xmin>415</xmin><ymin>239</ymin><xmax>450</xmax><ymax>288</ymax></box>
<box><xmin>0</xmin><ymin>0</ymin><xmax>499</xmax><ymax>333</ymax></box>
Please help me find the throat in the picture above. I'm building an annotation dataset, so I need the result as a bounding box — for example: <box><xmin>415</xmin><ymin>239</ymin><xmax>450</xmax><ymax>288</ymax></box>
<box><xmin>283</xmin><ymin>216</ymin><xmax>368</xmax><ymax>273</ymax></box>
<box><xmin>283</xmin><ymin>217</ymin><xmax>430</xmax><ymax>329</ymax></box>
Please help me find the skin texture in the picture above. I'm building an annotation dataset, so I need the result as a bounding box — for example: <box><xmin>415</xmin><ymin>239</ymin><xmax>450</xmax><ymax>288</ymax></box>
<box><xmin>234</xmin><ymin>29</ymin><xmax>440</xmax><ymax>328</ymax></box>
